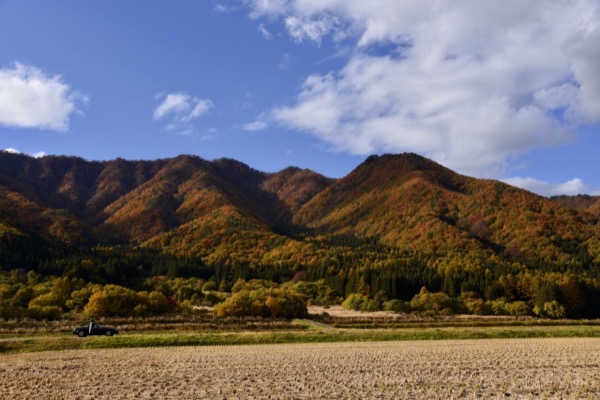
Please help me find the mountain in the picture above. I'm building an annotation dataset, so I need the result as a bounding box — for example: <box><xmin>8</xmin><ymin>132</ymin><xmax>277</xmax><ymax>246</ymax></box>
<box><xmin>1</xmin><ymin>151</ymin><xmax>599</xmax><ymax>292</ymax></box>
<box><xmin>295</xmin><ymin>154</ymin><xmax>600</xmax><ymax>263</ymax></box>
<box><xmin>3</xmin><ymin>150</ymin><xmax>600</xmax><ymax>317</ymax></box>
<box><xmin>552</xmin><ymin>195</ymin><xmax>600</xmax><ymax>216</ymax></box>
<box><xmin>0</xmin><ymin>152</ymin><xmax>333</xmax><ymax>263</ymax></box>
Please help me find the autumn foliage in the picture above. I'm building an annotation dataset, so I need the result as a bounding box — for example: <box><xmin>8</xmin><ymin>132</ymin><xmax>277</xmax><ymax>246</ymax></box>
<box><xmin>1</xmin><ymin>151</ymin><xmax>600</xmax><ymax>319</ymax></box>
<box><xmin>213</xmin><ymin>280</ymin><xmax>307</xmax><ymax>318</ymax></box>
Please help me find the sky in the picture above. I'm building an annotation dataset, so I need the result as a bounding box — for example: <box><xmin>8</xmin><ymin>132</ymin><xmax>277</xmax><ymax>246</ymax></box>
<box><xmin>0</xmin><ymin>0</ymin><xmax>599</xmax><ymax>197</ymax></box>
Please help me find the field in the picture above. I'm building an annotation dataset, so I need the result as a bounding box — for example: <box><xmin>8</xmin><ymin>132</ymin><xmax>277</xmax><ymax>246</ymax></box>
<box><xmin>1</xmin><ymin>338</ymin><xmax>600</xmax><ymax>399</ymax></box>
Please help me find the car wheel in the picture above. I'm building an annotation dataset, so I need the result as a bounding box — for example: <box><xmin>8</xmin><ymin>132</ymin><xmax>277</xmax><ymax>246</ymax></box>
<box><xmin>78</xmin><ymin>331</ymin><xmax>86</xmax><ymax>337</ymax></box>
<box><xmin>105</xmin><ymin>330</ymin><xmax>113</xmax><ymax>336</ymax></box>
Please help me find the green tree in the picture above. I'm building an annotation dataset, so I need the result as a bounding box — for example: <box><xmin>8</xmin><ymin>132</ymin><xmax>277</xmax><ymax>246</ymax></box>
<box><xmin>504</xmin><ymin>301</ymin><xmax>531</xmax><ymax>316</ymax></box>
<box><xmin>66</xmin><ymin>286</ymin><xmax>96</xmax><ymax>311</ymax></box>
<box><xmin>342</xmin><ymin>293</ymin><xmax>368</xmax><ymax>311</ymax></box>
<box><xmin>147</xmin><ymin>291</ymin><xmax>172</xmax><ymax>314</ymax></box>
<box><xmin>383</xmin><ymin>299</ymin><xmax>410</xmax><ymax>313</ymax></box>
<box><xmin>534</xmin><ymin>300</ymin><xmax>567</xmax><ymax>319</ymax></box>
<box><xmin>410</xmin><ymin>287</ymin><xmax>455</xmax><ymax>314</ymax></box>
<box><xmin>460</xmin><ymin>292</ymin><xmax>491</xmax><ymax>315</ymax></box>
<box><xmin>27</xmin><ymin>305</ymin><xmax>62</xmax><ymax>320</ymax></box>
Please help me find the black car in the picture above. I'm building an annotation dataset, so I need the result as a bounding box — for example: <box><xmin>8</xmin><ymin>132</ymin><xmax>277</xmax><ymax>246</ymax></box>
<box><xmin>73</xmin><ymin>322</ymin><xmax>119</xmax><ymax>337</ymax></box>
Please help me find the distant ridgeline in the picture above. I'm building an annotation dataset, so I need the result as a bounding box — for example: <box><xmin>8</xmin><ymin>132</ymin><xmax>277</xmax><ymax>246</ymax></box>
<box><xmin>1</xmin><ymin>151</ymin><xmax>600</xmax><ymax>318</ymax></box>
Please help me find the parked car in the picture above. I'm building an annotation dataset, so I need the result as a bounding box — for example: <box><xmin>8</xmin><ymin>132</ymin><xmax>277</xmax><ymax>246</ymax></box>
<box><xmin>73</xmin><ymin>321</ymin><xmax>119</xmax><ymax>337</ymax></box>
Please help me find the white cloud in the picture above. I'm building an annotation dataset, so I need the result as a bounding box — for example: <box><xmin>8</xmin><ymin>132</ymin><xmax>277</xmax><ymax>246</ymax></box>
<box><xmin>153</xmin><ymin>93</ymin><xmax>212</xmax><ymax>121</ymax></box>
<box><xmin>200</xmin><ymin>127</ymin><xmax>218</xmax><ymax>140</ymax></box>
<box><xmin>189</xmin><ymin>99</ymin><xmax>213</xmax><ymax>119</ymax></box>
<box><xmin>242</xmin><ymin>120</ymin><xmax>267</xmax><ymax>131</ymax></box>
<box><xmin>153</xmin><ymin>92</ymin><xmax>213</xmax><ymax>135</ymax></box>
<box><xmin>214</xmin><ymin>3</ymin><xmax>235</xmax><ymax>13</ymax></box>
<box><xmin>0</xmin><ymin>63</ymin><xmax>87</xmax><ymax>132</ymax></box>
<box><xmin>503</xmin><ymin>177</ymin><xmax>600</xmax><ymax>197</ymax></box>
<box><xmin>31</xmin><ymin>151</ymin><xmax>47</xmax><ymax>158</ymax></box>
<box><xmin>2</xmin><ymin>148</ymin><xmax>47</xmax><ymax>158</ymax></box>
<box><xmin>566</xmin><ymin>25</ymin><xmax>600</xmax><ymax>122</ymax></box>
<box><xmin>243</xmin><ymin>0</ymin><xmax>600</xmax><ymax>178</ymax></box>
<box><xmin>278</xmin><ymin>53</ymin><xmax>291</xmax><ymax>69</ymax></box>
<box><xmin>258</xmin><ymin>24</ymin><xmax>273</xmax><ymax>40</ymax></box>
<box><xmin>284</xmin><ymin>15</ymin><xmax>338</xmax><ymax>44</ymax></box>
<box><xmin>153</xmin><ymin>93</ymin><xmax>189</xmax><ymax>120</ymax></box>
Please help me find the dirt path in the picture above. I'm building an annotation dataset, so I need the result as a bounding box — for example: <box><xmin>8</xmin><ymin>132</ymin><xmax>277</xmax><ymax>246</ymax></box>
<box><xmin>0</xmin><ymin>336</ymin><xmax>57</xmax><ymax>342</ymax></box>
<box><xmin>298</xmin><ymin>319</ymin><xmax>336</xmax><ymax>330</ymax></box>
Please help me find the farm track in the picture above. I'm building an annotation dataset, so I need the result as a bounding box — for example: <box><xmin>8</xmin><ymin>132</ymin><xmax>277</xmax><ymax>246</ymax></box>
<box><xmin>299</xmin><ymin>318</ymin><xmax>336</xmax><ymax>330</ymax></box>
<box><xmin>0</xmin><ymin>336</ymin><xmax>58</xmax><ymax>342</ymax></box>
<box><xmin>1</xmin><ymin>338</ymin><xmax>600</xmax><ymax>399</ymax></box>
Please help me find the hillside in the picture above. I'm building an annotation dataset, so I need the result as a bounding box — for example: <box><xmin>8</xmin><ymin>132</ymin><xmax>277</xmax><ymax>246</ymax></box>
<box><xmin>552</xmin><ymin>195</ymin><xmax>600</xmax><ymax>216</ymax></box>
<box><xmin>1</xmin><ymin>151</ymin><xmax>600</xmax><ymax>317</ymax></box>
<box><xmin>296</xmin><ymin>154</ymin><xmax>600</xmax><ymax>264</ymax></box>
<box><xmin>1</xmin><ymin>151</ymin><xmax>598</xmax><ymax>265</ymax></box>
<box><xmin>0</xmin><ymin>152</ymin><xmax>333</xmax><ymax>264</ymax></box>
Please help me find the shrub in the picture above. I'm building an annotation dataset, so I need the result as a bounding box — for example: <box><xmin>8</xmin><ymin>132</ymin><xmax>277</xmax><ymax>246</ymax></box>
<box><xmin>202</xmin><ymin>281</ymin><xmax>217</xmax><ymax>292</ymax></box>
<box><xmin>148</xmin><ymin>291</ymin><xmax>171</xmax><ymax>313</ymax></box>
<box><xmin>231</xmin><ymin>279</ymin><xmax>277</xmax><ymax>293</ymax></box>
<box><xmin>486</xmin><ymin>299</ymin><xmax>532</xmax><ymax>316</ymax></box>
<box><xmin>66</xmin><ymin>287</ymin><xmax>95</xmax><ymax>311</ymax></box>
<box><xmin>28</xmin><ymin>292</ymin><xmax>64</xmax><ymax>309</ymax></box>
<box><xmin>214</xmin><ymin>291</ymin><xmax>257</xmax><ymax>317</ymax></box>
<box><xmin>0</xmin><ymin>300</ymin><xmax>10</xmax><ymax>319</ymax></box>
<box><xmin>282</xmin><ymin>280</ymin><xmax>339</xmax><ymax>306</ymax></box>
<box><xmin>27</xmin><ymin>305</ymin><xmax>62</xmax><ymax>320</ymax></box>
<box><xmin>460</xmin><ymin>292</ymin><xmax>491</xmax><ymax>315</ymax></box>
<box><xmin>534</xmin><ymin>300</ymin><xmax>567</xmax><ymax>319</ymax></box>
<box><xmin>383</xmin><ymin>299</ymin><xmax>410</xmax><ymax>313</ymax></box>
<box><xmin>84</xmin><ymin>285</ymin><xmax>140</xmax><ymax>317</ymax></box>
<box><xmin>504</xmin><ymin>301</ymin><xmax>531</xmax><ymax>316</ymax></box>
<box><xmin>144</xmin><ymin>276</ymin><xmax>206</xmax><ymax>305</ymax></box>
<box><xmin>135</xmin><ymin>291</ymin><xmax>173</xmax><ymax>316</ymax></box>
<box><xmin>462</xmin><ymin>298</ymin><xmax>491</xmax><ymax>315</ymax></box>
<box><xmin>11</xmin><ymin>286</ymin><xmax>35</xmax><ymax>308</ymax></box>
<box><xmin>342</xmin><ymin>293</ymin><xmax>368</xmax><ymax>311</ymax></box>
<box><xmin>360</xmin><ymin>298</ymin><xmax>381</xmax><ymax>312</ymax></box>
<box><xmin>213</xmin><ymin>288</ymin><xmax>307</xmax><ymax>318</ymax></box>
<box><xmin>272</xmin><ymin>290</ymin><xmax>307</xmax><ymax>318</ymax></box>
<box><xmin>341</xmin><ymin>293</ymin><xmax>383</xmax><ymax>312</ymax></box>
<box><xmin>410</xmin><ymin>287</ymin><xmax>455</xmax><ymax>314</ymax></box>
<box><xmin>487</xmin><ymin>298</ymin><xmax>509</xmax><ymax>315</ymax></box>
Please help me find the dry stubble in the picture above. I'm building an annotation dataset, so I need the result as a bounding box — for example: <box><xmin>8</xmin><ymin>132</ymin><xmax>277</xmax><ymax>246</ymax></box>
<box><xmin>1</xmin><ymin>338</ymin><xmax>599</xmax><ymax>399</ymax></box>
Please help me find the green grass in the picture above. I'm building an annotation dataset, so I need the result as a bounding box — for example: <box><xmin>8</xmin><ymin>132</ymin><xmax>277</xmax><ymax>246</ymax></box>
<box><xmin>2</xmin><ymin>323</ymin><xmax>600</xmax><ymax>354</ymax></box>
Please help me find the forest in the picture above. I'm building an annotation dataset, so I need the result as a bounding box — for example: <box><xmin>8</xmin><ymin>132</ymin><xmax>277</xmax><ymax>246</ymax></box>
<box><xmin>1</xmin><ymin>231</ymin><xmax>599</xmax><ymax>320</ymax></box>
<box><xmin>1</xmin><ymin>152</ymin><xmax>599</xmax><ymax>320</ymax></box>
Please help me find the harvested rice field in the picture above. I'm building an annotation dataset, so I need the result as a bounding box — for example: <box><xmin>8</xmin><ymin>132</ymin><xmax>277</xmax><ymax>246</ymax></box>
<box><xmin>1</xmin><ymin>338</ymin><xmax>599</xmax><ymax>399</ymax></box>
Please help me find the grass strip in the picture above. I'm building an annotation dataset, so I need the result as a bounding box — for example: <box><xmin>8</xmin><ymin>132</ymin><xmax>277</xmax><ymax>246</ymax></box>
<box><xmin>2</xmin><ymin>324</ymin><xmax>600</xmax><ymax>354</ymax></box>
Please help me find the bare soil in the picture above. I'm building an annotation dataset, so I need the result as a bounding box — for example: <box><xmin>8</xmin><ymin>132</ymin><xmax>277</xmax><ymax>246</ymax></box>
<box><xmin>308</xmin><ymin>305</ymin><xmax>520</xmax><ymax>321</ymax></box>
<box><xmin>1</xmin><ymin>338</ymin><xmax>600</xmax><ymax>399</ymax></box>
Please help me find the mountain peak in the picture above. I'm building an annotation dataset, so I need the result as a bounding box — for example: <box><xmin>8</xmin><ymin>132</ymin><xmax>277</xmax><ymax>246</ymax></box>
<box><xmin>360</xmin><ymin>153</ymin><xmax>455</xmax><ymax>175</ymax></box>
<box><xmin>338</xmin><ymin>152</ymin><xmax>467</xmax><ymax>197</ymax></box>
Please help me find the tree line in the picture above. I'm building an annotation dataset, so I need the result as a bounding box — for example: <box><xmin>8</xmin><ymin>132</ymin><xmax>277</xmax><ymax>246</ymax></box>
<box><xmin>1</xmin><ymin>233</ymin><xmax>600</xmax><ymax>319</ymax></box>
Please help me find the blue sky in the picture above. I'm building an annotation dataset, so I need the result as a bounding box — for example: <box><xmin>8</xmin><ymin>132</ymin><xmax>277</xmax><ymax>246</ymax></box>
<box><xmin>0</xmin><ymin>0</ymin><xmax>599</xmax><ymax>196</ymax></box>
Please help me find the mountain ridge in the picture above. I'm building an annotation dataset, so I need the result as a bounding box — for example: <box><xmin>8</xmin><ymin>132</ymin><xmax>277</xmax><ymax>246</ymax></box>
<box><xmin>0</xmin><ymin>150</ymin><xmax>598</xmax><ymax>268</ymax></box>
